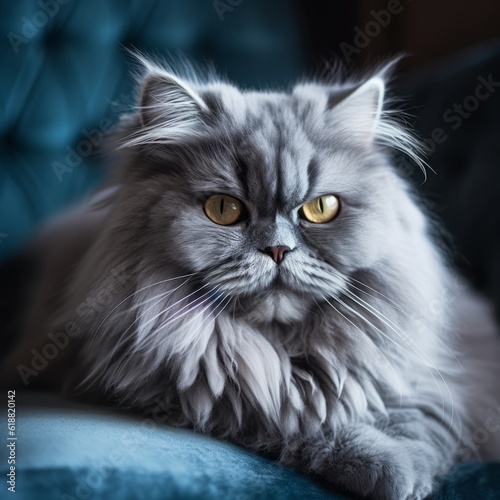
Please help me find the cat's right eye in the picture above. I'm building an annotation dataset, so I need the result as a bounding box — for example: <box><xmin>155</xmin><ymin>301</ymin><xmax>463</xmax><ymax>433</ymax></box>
<box><xmin>299</xmin><ymin>194</ymin><xmax>340</xmax><ymax>223</ymax></box>
<box><xmin>204</xmin><ymin>195</ymin><xmax>244</xmax><ymax>225</ymax></box>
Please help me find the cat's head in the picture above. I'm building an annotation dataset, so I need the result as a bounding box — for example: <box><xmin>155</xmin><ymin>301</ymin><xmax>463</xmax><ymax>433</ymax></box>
<box><xmin>65</xmin><ymin>57</ymin><xmax>456</xmax><ymax>431</ymax></box>
<box><xmin>108</xmin><ymin>56</ymin><xmax>432</xmax><ymax>326</ymax></box>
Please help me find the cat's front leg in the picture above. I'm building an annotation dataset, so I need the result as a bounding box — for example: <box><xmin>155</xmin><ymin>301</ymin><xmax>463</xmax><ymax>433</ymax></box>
<box><xmin>282</xmin><ymin>410</ymin><xmax>457</xmax><ymax>500</ymax></box>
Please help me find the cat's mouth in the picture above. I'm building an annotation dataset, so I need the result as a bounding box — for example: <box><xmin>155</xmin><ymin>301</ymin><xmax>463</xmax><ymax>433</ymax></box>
<box><xmin>207</xmin><ymin>252</ymin><xmax>346</xmax><ymax>306</ymax></box>
<box><xmin>270</xmin><ymin>271</ymin><xmax>287</xmax><ymax>288</ymax></box>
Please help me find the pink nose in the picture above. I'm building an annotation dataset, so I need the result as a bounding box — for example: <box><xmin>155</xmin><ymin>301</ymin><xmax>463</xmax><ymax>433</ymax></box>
<box><xmin>263</xmin><ymin>246</ymin><xmax>291</xmax><ymax>265</ymax></box>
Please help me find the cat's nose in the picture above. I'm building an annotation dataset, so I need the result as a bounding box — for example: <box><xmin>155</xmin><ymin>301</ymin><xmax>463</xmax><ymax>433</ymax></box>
<box><xmin>263</xmin><ymin>246</ymin><xmax>291</xmax><ymax>266</ymax></box>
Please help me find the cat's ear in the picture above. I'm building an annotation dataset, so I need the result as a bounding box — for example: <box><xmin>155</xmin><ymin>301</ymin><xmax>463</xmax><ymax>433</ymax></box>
<box><xmin>325</xmin><ymin>76</ymin><xmax>427</xmax><ymax>173</ymax></box>
<box><xmin>139</xmin><ymin>71</ymin><xmax>208</xmax><ymax>128</ymax></box>
<box><xmin>121</xmin><ymin>67</ymin><xmax>210</xmax><ymax>148</ymax></box>
<box><xmin>327</xmin><ymin>77</ymin><xmax>385</xmax><ymax>142</ymax></box>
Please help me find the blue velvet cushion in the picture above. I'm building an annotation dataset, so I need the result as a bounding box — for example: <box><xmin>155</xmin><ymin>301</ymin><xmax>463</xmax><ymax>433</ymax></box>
<box><xmin>1</xmin><ymin>393</ymin><xmax>500</xmax><ymax>499</ymax></box>
<box><xmin>0</xmin><ymin>0</ymin><xmax>305</xmax><ymax>262</ymax></box>
<box><xmin>1</xmin><ymin>393</ymin><xmax>337</xmax><ymax>500</ymax></box>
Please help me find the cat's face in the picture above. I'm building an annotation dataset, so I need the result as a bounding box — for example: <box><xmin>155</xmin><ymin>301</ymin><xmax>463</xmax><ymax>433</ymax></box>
<box><xmin>121</xmin><ymin>64</ymin><xmax>425</xmax><ymax>324</ymax></box>
<box><xmin>78</xmin><ymin>60</ymin><xmax>451</xmax><ymax>444</ymax></box>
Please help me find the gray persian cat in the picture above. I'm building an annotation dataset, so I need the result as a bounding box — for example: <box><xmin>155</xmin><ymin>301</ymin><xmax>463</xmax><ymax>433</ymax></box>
<box><xmin>5</xmin><ymin>56</ymin><xmax>500</xmax><ymax>499</ymax></box>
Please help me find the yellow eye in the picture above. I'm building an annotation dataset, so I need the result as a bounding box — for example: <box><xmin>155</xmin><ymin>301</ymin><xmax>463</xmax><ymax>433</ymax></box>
<box><xmin>300</xmin><ymin>194</ymin><xmax>340</xmax><ymax>223</ymax></box>
<box><xmin>204</xmin><ymin>195</ymin><xmax>243</xmax><ymax>225</ymax></box>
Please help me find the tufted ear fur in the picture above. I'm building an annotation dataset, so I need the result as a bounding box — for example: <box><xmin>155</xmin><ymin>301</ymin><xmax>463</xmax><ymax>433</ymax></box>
<box><xmin>322</xmin><ymin>74</ymin><xmax>426</xmax><ymax>174</ymax></box>
<box><xmin>121</xmin><ymin>54</ymin><xmax>209</xmax><ymax>148</ymax></box>
<box><xmin>139</xmin><ymin>71</ymin><xmax>208</xmax><ymax>128</ymax></box>
<box><xmin>327</xmin><ymin>77</ymin><xmax>385</xmax><ymax>142</ymax></box>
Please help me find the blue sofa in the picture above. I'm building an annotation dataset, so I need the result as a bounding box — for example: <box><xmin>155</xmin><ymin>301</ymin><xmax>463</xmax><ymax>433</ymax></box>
<box><xmin>1</xmin><ymin>1</ymin><xmax>500</xmax><ymax>498</ymax></box>
<box><xmin>2</xmin><ymin>393</ymin><xmax>500</xmax><ymax>499</ymax></box>
<box><xmin>0</xmin><ymin>0</ymin><xmax>305</xmax><ymax>263</ymax></box>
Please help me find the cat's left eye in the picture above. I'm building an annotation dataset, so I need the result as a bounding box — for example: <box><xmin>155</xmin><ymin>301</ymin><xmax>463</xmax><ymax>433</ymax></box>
<box><xmin>300</xmin><ymin>194</ymin><xmax>340</xmax><ymax>223</ymax></box>
<box><xmin>204</xmin><ymin>194</ymin><xmax>244</xmax><ymax>225</ymax></box>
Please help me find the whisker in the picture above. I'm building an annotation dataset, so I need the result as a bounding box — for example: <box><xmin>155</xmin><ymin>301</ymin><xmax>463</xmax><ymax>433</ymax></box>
<box><xmin>116</xmin><ymin>278</ymin><xmax>191</xmax><ymax>315</ymax></box>
<box><xmin>139</xmin><ymin>286</ymin><xmax>223</xmax><ymax>350</ymax></box>
<box><xmin>326</xmin><ymin>267</ymin><xmax>457</xmax><ymax>429</ymax></box>
<box><xmin>133</xmin><ymin>282</ymin><xmax>215</xmax><ymax>338</ymax></box>
<box><xmin>92</xmin><ymin>284</ymin><xmax>218</xmax><ymax>377</ymax></box>
<box><xmin>87</xmin><ymin>272</ymin><xmax>197</xmax><ymax>347</ymax></box>
<box><xmin>330</xmin><ymin>294</ymin><xmax>447</xmax><ymax>425</ymax></box>
<box><xmin>334</xmin><ymin>291</ymin><xmax>454</xmax><ymax>430</ymax></box>
<box><xmin>192</xmin><ymin>293</ymin><xmax>232</xmax><ymax>340</ymax></box>
<box><xmin>344</xmin><ymin>275</ymin><xmax>464</xmax><ymax>369</ymax></box>
<box><xmin>348</xmin><ymin>274</ymin><xmax>409</xmax><ymax>313</ymax></box>
<box><xmin>96</xmin><ymin>277</ymin><xmax>192</xmax><ymax>347</ymax></box>
<box><xmin>320</xmin><ymin>295</ymin><xmax>404</xmax><ymax>407</ymax></box>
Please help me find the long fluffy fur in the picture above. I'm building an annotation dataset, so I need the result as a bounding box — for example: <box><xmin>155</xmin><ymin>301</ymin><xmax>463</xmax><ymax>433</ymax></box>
<box><xmin>8</xmin><ymin>55</ymin><xmax>500</xmax><ymax>498</ymax></box>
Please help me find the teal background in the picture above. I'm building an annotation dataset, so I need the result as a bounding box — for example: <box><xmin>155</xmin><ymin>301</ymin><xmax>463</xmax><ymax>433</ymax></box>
<box><xmin>0</xmin><ymin>0</ymin><xmax>305</xmax><ymax>262</ymax></box>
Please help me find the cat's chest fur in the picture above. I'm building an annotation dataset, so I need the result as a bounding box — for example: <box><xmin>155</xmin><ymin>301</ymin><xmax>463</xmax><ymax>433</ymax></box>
<box><xmin>156</xmin><ymin>300</ymin><xmax>399</xmax><ymax>442</ymax></box>
<box><xmin>237</xmin><ymin>291</ymin><xmax>312</xmax><ymax>325</ymax></box>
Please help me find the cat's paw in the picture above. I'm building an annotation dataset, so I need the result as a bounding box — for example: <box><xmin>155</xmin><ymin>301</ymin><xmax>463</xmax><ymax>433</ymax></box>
<box><xmin>310</xmin><ymin>426</ymin><xmax>436</xmax><ymax>499</ymax></box>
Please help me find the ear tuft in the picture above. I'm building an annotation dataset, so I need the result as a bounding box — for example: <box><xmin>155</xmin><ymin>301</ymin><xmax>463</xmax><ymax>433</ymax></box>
<box><xmin>329</xmin><ymin>77</ymin><xmax>385</xmax><ymax>141</ymax></box>
<box><xmin>121</xmin><ymin>52</ymin><xmax>210</xmax><ymax>148</ymax></box>
<box><xmin>326</xmin><ymin>73</ymin><xmax>427</xmax><ymax>176</ymax></box>
<box><xmin>327</xmin><ymin>71</ymin><xmax>426</xmax><ymax>178</ymax></box>
<box><xmin>139</xmin><ymin>71</ymin><xmax>208</xmax><ymax>127</ymax></box>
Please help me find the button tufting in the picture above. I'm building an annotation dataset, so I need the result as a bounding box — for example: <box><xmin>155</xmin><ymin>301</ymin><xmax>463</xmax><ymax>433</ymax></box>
<box><xmin>0</xmin><ymin>0</ymin><xmax>305</xmax><ymax>263</ymax></box>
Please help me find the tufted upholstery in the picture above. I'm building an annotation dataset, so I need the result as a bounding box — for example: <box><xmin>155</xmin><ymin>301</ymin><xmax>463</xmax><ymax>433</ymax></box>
<box><xmin>0</xmin><ymin>0</ymin><xmax>305</xmax><ymax>261</ymax></box>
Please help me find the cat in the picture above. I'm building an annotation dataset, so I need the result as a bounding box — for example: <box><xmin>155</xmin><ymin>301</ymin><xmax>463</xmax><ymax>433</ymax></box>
<box><xmin>4</xmin><ymin>54</ymin><xmax>500</xmax><ymax>499</ymax></box>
